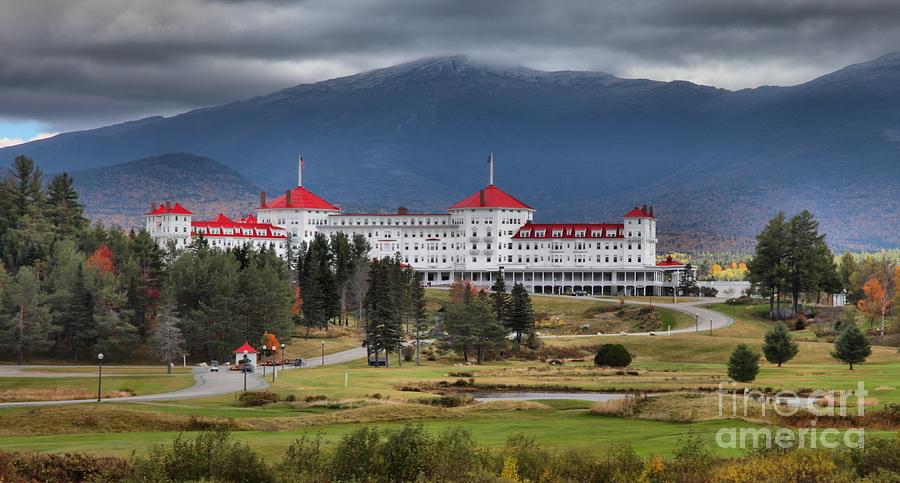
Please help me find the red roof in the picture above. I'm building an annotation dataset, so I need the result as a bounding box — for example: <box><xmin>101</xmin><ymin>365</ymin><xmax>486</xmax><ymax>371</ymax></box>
<box><xmin>513</xmin><ymin>223</ymin><xmax>624</xmax><ymax>239</ymax></box>
<box><xmin>145</xmin><ymin>202</ymin><xmax>193</xmax><ymax>215</ymax></box>
<box><xmin>657</xmin><ymin>255</ymin><xmax>683</xmax><ymax>266</ymax></box>
<box><xmin>233</xmin><ymin>343</ymin><xmax>257</xmax><ymax>354</ymax></box>
<box><xmin>449</xmin><ymin>185</ymin><xmax>533</xmax><ymax>210</ymax></box>
<box><xmin>623</xmin><ymin>206</ymin><xmax>654</xmax><ymax>218</ymax></box>
<box><xmin>260</xmin><ymin>186</ymin><xmax>340</xmax><ymax>211</ymax></box>
<box><xmin>191</xmin><ymin>214</ymin><xmax>288</xmax><ymax>239</ymax></box>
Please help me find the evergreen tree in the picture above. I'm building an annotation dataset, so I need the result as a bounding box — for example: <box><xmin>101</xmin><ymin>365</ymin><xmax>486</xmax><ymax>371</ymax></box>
<box><xmin>331</xmin><ymin>232</ymin><xmax>353</xmax><ymax>325</ymax></box>
<box><xmin>410</xmin><ymin>272</ymin><xmax>427</xmax><ymax>365</ymax></box>
<box><xmin>151</xmin><ymin>302</ymin><xmax>185</xmax><ymax>374</ymax></box>
<box><xmin>762</xmin><ymin>323</ymin><xmax>798</xmax><ymax>367</ymax></box>
<box><xmin>469</xmin><ymin>299</ymin><xmax>506</xmax><ymax>364</ymax></box>
<box><xmin>748</xmin><ymin>213</ymin><xmax>788</xmax><ymax>315</ymax></box>
<box><xmin>365</xmin><ymin>259</ymin><xmax>403</xmax><ymax>366</ymax></box>
<box><xmin>831</xmin><ymin>325</ymin><xmax>871</xmax><ymax>370</ymax></box>
<box><xmin>45</xmin><ymin>172</ymin><xmax>87</xmax><ymax>240</ymax></box>
<box><xmin>507</xmin><ymin>283</ymin><xmax>534</xmax><ymax>345</ymax></box>
<box><xmin>65</xmin><ymin>264</ymin><xmax>99</xmax><ymax>361</ymax></box>
<box><xmin>679</xmin><ymin>264</ymin><xmax>698</xmax><ymax>296</ymax></box>
<box><xmin>490</xmin><ymin>271</ymin><xmax>510</xmax><ymax>328</ymax></box>
<box><xmin>727</xmin><ymin>344</ymin><xmax>760</xmax><ymax>382</ymax></box>
<box><xmin>837</xmin><ymin>252</ymin><xmax>857</xmax><ymax>297</ymax></box>
<box><xmin>0</xmin><ymin>266</ymin><xmax>55</xmax><ymax>364</ymax></box>
<box><xmin>442</xmin><ymin>301</ymin><xmax>476</xmax><ymax>362</ymax></box>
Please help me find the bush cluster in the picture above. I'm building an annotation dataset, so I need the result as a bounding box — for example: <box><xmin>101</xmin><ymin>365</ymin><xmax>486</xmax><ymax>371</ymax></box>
<box><xmin>1</xmin><ymin>428</ymin><xmax>899</xmax><ymax>482</ymax></box>
<box><xmin>593</xmin><ymin>343</ymin><xmax>633</xmax><ymax>367</ymax></box>
<box><xmin>236</xmin><ymin>390</ymin><xmax>280</xmax><ymax>407</ymax></box>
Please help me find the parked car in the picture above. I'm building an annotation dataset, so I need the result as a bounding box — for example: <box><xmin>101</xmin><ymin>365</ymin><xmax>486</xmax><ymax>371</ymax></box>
<box><xmin>210</xmin><ymin>360</ymin><xmax>219</xmax><ymax>372</ymax></box>
<box><xmin>572</xmin><ymin>290</ymin><xmax>588</xmax><ymax>296</ymax></box>
<box><xmin>292</xmin><ymin>359</ymin><xmax>303</xmax><ymax>367</ymax></box>
<box><xmin>241</xmin><ymin>363</ymin><xmax>254</xmax><ymax>373</ymax></box>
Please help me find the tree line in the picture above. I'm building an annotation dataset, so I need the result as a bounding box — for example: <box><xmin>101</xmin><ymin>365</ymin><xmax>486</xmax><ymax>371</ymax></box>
<box><xmin>0</xmin><ymin>156</ymin><xmax>296</xmax><ymax>364</ymax></box>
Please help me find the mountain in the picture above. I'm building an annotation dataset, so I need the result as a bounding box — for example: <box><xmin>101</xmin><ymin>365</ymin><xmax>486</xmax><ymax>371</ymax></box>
<box><xmin>70</xmin><ymin>153</ymin><xmax>260</xmax><ymax>228</ymax></box>
<box><xmin>4</xmin><ymin>54</ymin><xmax>900</xmax><ymax>251</ymax></box>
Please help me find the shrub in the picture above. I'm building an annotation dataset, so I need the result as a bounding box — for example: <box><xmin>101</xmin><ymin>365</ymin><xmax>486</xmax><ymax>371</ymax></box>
<box><xmin>284</xmin><ymin>394</ymin><xmax>296</xmax><ymax>402</ymax></box>
<box><xmin>132</xmin><ymin>431</ymin><xmax>270</xmax><ymax>483</ymax></box>
<box><xmin>831</xmin><ymin>324</ymin><xmax>872</xmax><ymax>370</ymax></box>
<box><xmin>794</xmin><ymin>318</ymin><xmax>807</xmax><ymax>330</ymax></box>
<box><xmin>279</xmin><ymin>434</ymin><xmax>327</xmax><ymax>482</ymax></box>
<box><xmin>402</xmin><ymin>345</ymin><xmax>414</xmax><ymax>361</ymax></box>
<box><xmin>727</xmin><ymin>344</ymin><xmax>760</xmax><ymax>382</ymax></box>
<box><xmin>762</xmin><ymin>323</ymin><xmax>799</xmax><ymax>367</ymax></box>
<box><xmin>593</xmin><ymin>344</ymin><xmax>632</xmax><ymax>367</ymax></box>
<box><xmin>236</xmin><ymin>391</ymin><xmax>280</xmax><ymax>407</ymax></box>
<box><xmin>0</xmin><ymin>451</ymin><xmax>132</xmax><ymax>482</ymax></box>
<box><xmin>417</xmin><ymin>395</ymin><xmax>473</xmax><ymax>407</ymax></box>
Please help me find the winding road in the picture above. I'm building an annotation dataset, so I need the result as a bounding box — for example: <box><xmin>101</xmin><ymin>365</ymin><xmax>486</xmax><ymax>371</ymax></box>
<box><xmin>0</xmin><ymin>296</ymin><xmax>730</xmax><ymax>407</ymax></box>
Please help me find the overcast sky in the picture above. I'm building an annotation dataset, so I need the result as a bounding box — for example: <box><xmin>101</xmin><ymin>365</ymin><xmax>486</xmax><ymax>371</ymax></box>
<box><xmin>2</xmin><ymin>0</ymin><xmax>899</xmax><ymax>145</ymax></box>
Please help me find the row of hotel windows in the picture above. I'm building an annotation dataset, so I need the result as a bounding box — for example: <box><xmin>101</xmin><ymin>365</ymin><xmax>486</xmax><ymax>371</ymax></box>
<box><xmin>396</xmin><ymin>254</ymin><xmax>644</xmax><ymax>265</ymax></box>
<box><xmin>375</xmin><ymin>241</ymin><xmax>645</xmax><ymax>252</ymax></box>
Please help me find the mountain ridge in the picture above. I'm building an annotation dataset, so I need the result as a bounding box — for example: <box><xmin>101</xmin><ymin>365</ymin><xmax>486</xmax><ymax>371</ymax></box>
<box><xmin>4</xmin><ymin>53</ymin><xmax>900</xmax><ymax>251</ymax></box>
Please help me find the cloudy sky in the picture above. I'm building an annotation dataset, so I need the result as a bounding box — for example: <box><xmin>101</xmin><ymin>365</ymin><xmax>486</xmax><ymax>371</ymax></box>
<box><xmin>2</xmin><ymin>0</ymin><xmax>899</xmax><ymax>145</ymax></box>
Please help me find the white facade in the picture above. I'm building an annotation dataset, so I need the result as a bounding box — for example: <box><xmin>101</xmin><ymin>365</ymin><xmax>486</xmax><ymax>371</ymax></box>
<box><xmin>145</xmin><ymin>159</ymin><xmax>686</xmax><ymax>296</ymax></box>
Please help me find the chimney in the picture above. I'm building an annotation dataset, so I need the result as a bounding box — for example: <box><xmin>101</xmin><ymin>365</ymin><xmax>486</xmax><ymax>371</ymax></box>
<box><xmin>649</xmin><ymin>205</ymin><xmax>654</xmax><ymax>217</ymax></box>
<box><xmin>479</xmin><ymin>190</ymin><xmax>485</xmax><ymax>207</ymax></box>
<box><xmin>150</xmin><ymin>200</ymin><xmax>156</xmax><ymax>213</ymax></box>
<box><xmin>642</xmin><ymin>204</ymin><xmax>648</xmax><ymax>214</ymax></box>
<box><xmin>259</xmin><ymin>191</ymin><xmax>267</xmax><ymax>208</ymax></box>
<box><xmin>285</xmin><ymin>189</ymin><xmax>292</xmax><ymax>207</ymax></box>
<box><xmin>397</xmin><ymin>206</ymin><xmax>409</xmax><ymax>215</ymax></box>
<box><xmin>165</xmin><ymin>201</ymin><xmax>171</xmax><ymax>211</ymax></box>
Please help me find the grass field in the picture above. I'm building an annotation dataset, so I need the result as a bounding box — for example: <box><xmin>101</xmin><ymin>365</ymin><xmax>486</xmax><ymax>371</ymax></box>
<box><xmin>0</xmin><ymin>295</ymin><xmax>896</xmax><ymax>461</ymax></box>
<box><xmin>0</xmin><ymin>374</ymin><xmax>194</xmax><ymax>402</ymax></box>
<box><xmin>20</xmin><ymin>367</ymin><xmax>194</xmax><ymax>375</ymax></box>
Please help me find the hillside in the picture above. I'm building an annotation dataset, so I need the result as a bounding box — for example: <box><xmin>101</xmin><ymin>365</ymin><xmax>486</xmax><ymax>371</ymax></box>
<box><xmin>4</xmin><ymin>54</ymin><xmax>900</xmax><ymax>250</ymax></box>
<box><xmin>70</xmin><ymin>153</ymin><xmax>260</xmax><ymax>228</ymax></box>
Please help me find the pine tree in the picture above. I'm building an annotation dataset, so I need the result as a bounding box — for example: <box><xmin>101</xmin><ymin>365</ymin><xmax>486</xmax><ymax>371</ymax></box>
<box><xmin>748</xmin><ymin>213</ymin><xmax>788</xmax><ymax>316</ymax></box>
<box><xmin>469</xmin><ymin>299</ymin><xmax>506</xmax><ymax>364</ymax></box>
<box><xmin>45</xmin><ymin>172</ymin><xmax>87</xmax><ymax>239</ymax></box>
<box><xmin>490</xmin><ymin>271</ymin><xmax>510</xmax><ymax>327</ymax></box>
<box><xmin>831</xmin><ymin>325</ymin><xmax>871</xmax><ymax>370</ymax></box>
<box><xmin>0</xmin><ymin>266</ymin><xmax>55</xmax><ymax>364</ymax></box>
<box><xmin>507</xmin><ymin>283</ymin><xmax>534</xmax><ymax>345</ymax></box>
<box><xmin>442</xmin><ymin>301</ymin><xmax>476</xmax><ymax>362</ymax></box>
<box><xmin>410</xmin><ymin>272</ymin><xmax>427</xmax><ymax>365</ymax></box>
<box><xmin>365</xmin><ymin>259</ymin><xmax>402</xmax><ymax>366</ymax></box>
<box><xmin>762</xmin><ymin>323</ymin><xmax>798</xmax><ymax>367</ymax></box>
<box><xmin>727</xmin><ymin>344</ymin><xmax>760</xmax><ymax>382</ymax></box>
<box><xmin>151</xmin><ymin>302</ymin><xmax>185</xmax><ymax>374</ymax></box>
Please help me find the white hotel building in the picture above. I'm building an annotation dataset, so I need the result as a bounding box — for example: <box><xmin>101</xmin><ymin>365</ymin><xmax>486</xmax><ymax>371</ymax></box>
<box><xmin>147</xmin><ymin>159</ymin><xmax>686</xmax><ymax>296</ymax></box>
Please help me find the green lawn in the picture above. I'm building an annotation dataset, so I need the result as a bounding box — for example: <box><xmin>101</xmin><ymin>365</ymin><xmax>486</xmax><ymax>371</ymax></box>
<box><xmin>0</xmin><ymin>374</ymin><xmax>194</xmax><ymax>401</ymax></box>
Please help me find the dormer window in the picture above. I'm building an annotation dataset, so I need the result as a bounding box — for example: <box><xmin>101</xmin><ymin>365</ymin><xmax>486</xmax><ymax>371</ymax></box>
<box><xmin>552</xmin><ymin>230</ymin><xmax>562</xmax><ymax>237</ymax></box>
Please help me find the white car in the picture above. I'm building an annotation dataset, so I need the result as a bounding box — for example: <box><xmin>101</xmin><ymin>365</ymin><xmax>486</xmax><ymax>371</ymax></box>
<box><xmin>210</xmin><ymin>360</ymin><xmax>219</xmax><ymax>372</ymax></box>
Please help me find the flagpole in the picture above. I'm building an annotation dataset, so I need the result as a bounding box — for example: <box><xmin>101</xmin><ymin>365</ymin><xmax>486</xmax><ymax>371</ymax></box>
<box><xmin>489</xmin><ymin>153</ymin><xmax>494</xmax><ymax>186</ymax></box>
<box><xmin>298</xmin><ymin>155</ymin><xmax>303</xmax><ymax>187</ymax></box>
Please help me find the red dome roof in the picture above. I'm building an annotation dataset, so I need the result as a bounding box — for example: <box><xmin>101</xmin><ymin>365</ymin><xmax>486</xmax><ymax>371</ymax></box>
<box><xmin>261</xmin><ymin>186</ymin><xmax>339</xmax><ymax>211</ymax></box>
<box><xmin>145</xmin><ymin>202</ymin><xmax>193</xmax><ymax>215</ymax></box>
<box><xmin>623</xmin><ymin>206</ymin><xmax>653</xmax><ymax>218</ymax></box>
<box><xmin>657</xmin><ymin>255</ymin><xmax>683</xmax><ymax>266</ymax></box>
<box><xmin>233</xmin><ymin>343</ymin><xmax>257</xmax><ymax>354</ymax></box>
<box><xmin>449</xmin><ymin>185</ymin><xmax>532</xmax><ymax>210</ymax></box>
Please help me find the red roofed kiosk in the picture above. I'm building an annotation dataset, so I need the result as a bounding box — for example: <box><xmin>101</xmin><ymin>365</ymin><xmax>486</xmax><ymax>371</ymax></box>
<box><xmin>233</xmin><ymin>343</ymin><xmax>258</xmax><ymax>366</ymax></box>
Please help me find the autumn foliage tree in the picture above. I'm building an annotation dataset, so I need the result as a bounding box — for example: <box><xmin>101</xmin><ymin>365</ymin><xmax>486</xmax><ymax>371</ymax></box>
<box><xmin>85</xmin><ymin>244</ymin><xmax>115</xmax><ymax>274</ymax></box>
<box><xmin>857</xmin><ymin>277</ymin><xmax>889</xmax><ymax>329</ymax></box>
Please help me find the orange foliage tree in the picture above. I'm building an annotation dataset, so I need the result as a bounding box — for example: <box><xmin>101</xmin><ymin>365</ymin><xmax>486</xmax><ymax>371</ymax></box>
<box><xmin>857</xmin><ymin>277</ymin><xmax>889</xmax><ymax>328</ymax></box>
<box><xmin>85</xmin><ymin>244</ymin><xmax>116</xmax><ymax>274</ymax></box>
<box><xmin>448</xmin><ymin>280</ymin><xmax>477</xmax><ymax>304</ymax></box>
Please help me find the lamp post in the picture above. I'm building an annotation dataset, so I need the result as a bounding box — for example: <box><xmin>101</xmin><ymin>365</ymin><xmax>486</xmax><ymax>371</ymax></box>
<box><xmin>321</xmin><ymin>341</ymin><xmax>325</xmax><ymax>366</ymax></box>
<box><xmin>97</xmin><ymin>353</ymin><xmax>104</xmax><ymax>402</ymax></box>
<box><xmin>242</xmin><ymin>349</ymin><xmax>249</xmax><ymax>392</ymax></box>
<box><xmin>262</xmin><ymin>345</ymin><xmax>267</xmax><ymax>377</ymax></box>
<box><xmin>271</xmin><ymin>345</ymin><xmax>277</xmax><ymax>382</ymax></box>
<box><xmin>281</xmin><ymin>343</ymin><xmax>285</xmax><ymax>370</ymax></box>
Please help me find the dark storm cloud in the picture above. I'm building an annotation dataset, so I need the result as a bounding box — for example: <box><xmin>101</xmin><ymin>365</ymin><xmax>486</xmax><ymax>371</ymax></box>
<box><xmin>2</xmin><ymin>0</ymin><xmax>900</xmax><ymax>131</ymax></box>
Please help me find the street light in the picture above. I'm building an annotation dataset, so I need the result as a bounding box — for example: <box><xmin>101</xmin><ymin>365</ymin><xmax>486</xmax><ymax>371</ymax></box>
<box><xmin>280</xmin><ymin>343</ymin><xmax>285</xmax><ymax>370</ymax></box>
<box><xmin>97</xmin><ymin>353</ymin><xmax>104</xmax><ymax>402</ymax></box>
<box><xmin>242</xmin><ymin>349</ymin><xmax>249</xmax><ymax>392</ymax></box>
<box><xmin>271</xmin><ymin>345</ymin><xmax>277</xmax><ymax>382</ymax></box>
<box><xmin>261</xmin><ymin>345</ymin><xmax>267</xmax><ymax>377</ymax></box>
<box><xmin>321</xmin><ymin>341</ymin><xmax>325</xmax><ymax>366</ymax></box>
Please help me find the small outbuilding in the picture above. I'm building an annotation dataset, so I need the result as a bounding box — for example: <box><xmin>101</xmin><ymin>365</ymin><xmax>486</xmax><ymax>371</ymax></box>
<box><xmin>233</xmin><ymin>343</ymin><xmax>258</xmax><ymax>366</ymax></box>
